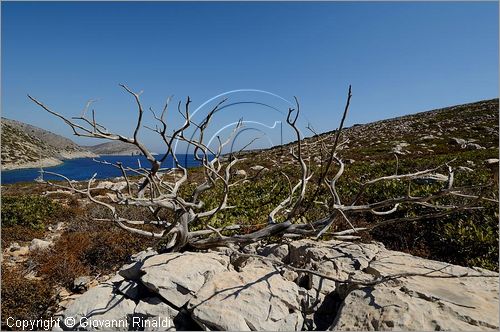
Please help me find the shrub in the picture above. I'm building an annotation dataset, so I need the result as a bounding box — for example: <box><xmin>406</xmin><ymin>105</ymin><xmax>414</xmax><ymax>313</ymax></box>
<box><xmin>1</xmin><ymin>195</ymin><xmax>62</xmax><ymax>230</ymax></box>
<box><xmin>32</xmin><ymin>218</ymin><xmax>156</xmax><ymax>289</ymax></box>
<box><xmin>32</xmin><ymin>232</ymin><xmax>92</xmax><ymax>288</ymax></box>
<box><xmin>1</xmin><ymin>225</ymin><xmax>45</xmax><ymax>248</ymax></box>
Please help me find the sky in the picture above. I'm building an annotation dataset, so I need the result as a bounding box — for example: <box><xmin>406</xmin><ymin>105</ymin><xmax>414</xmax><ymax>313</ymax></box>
<box><xmin>2</xmin><ymin>1</ymin><xmax>498</xmax><ymax>153</ymax></box>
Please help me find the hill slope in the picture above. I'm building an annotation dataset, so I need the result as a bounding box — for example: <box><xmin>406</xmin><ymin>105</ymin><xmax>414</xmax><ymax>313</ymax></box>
<box><xmin>85</xmin><ymin>141</ymin><xmax>143</xmax><ymax>156</ymax></box>
<box><xmin>241</xmin><ymin>98</ymin><xmax>499</xmax><ymax>165</ymax></box>
<box><xmin>1</xmin><ymin>118</ymin><xmax>97</xmax><ymax>171</ymax></box>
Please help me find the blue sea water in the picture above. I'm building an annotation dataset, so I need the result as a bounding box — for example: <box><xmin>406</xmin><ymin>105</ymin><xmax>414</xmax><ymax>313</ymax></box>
<box><xmin>1</xmin><ymin>154</ymin><xmax>201</xmax><ymax>184</ymax></box>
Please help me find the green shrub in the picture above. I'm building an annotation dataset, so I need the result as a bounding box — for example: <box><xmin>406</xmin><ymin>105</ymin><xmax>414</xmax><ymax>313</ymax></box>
<box><xmin>1</xmin><ymin>195</ymin><xmax>62</xmax><ymax>230</ymax></box>
<box><xmin>437</xmin><ymin>205</ymin><xmax>499</xmax><ymax>271</ymax></box>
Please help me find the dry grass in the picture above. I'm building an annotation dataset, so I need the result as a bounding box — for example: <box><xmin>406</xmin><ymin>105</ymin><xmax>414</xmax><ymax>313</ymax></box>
<box><xmin>31</xmin><ymin>217</ymin><xmax>157</xmax><ymax>289</ymax></box>
<box><xmin>1</xmin><ymin>265</ymin><xmax>57</xmax><ymax>329</ymax></box>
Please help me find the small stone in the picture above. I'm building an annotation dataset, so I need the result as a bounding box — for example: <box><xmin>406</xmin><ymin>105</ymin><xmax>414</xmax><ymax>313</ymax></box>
<box><xmin>449</xmin><ymin>137</ymin><xmax>467</xmax><ymax>146</ymax></box>
<box><xmin>250</xmin><ymin>165</ymin><xmax>268</xmax><ymax>172</ymax></box>
<box><xmin>235</xmin><ymin>169</ymin><xmax>247</xmax><ymax>177</ymax></box>
<box><xmin>258</xmin><ymin>244</ymin><xmax>289</xmax><ymax>262</ymax></box>
<box><xmin>72</xmin><ymin>276</ymin><xmax>93</xmax><ymax>293</ymax></box>
<box><xmin>466</xmin><ymin>143</ymin><xmax>485</xmax><ymax>150</ymax></box>
<box><xmin>29</xmin><ymin>239</ymin><xmax>52</xmax><ymax>252</ymax></box>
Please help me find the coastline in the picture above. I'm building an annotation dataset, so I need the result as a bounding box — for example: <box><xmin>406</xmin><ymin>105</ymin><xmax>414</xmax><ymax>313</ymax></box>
<box><xmin>1</xmin><ymin>151</ymin><xmax>98</xmax><ymax>172</ymax></box>
<box><xmin>1</xmin><ymin>157</ymin><xmax>63</xmax><ymax>171</ymax></box>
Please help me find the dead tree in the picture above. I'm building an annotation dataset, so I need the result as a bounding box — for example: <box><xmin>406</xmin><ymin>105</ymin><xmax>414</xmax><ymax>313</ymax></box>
<box><xmin>28</xmin><ymin>85</ymin><xmax>495</xmax><ymax>253</ymax></box>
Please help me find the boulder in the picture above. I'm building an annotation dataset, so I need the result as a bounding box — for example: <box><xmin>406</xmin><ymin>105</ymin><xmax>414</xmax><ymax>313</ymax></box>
<box><xmin>116</xmin><ymin>280</ymin><xmax>141</xmax><ymax>300</ymax></box>
<box><xmin>96</xmin><ymin>181</ymin><xmax>114</xmax><ymax>189</ymax></box>
<box><xmin>188</xmin><ymin>266</ymin><xmax>304</xmax><ymax>331</ymax></box>
<box><xmin>140</xmin><ymin>252</ymin><xmax>229</xmax><ymax>308</ymax></box>
<box><xmin>6</xmin><ymin>243</ymin><xmax>29</xmax><ymax>260</ymax></box>
<box><xmin>56</xmin><ymin>281</ymin><xmax>136</xmax><ymax>331</ymax></box>
<box><xmin>330</xmin><ymin>247</ymin><xmax>499</xmax><ymax>331</ymax></box>
<box><xmin>55</xmin><ymin>239</ymin><xmax>499</xmax><ymax>331</ymax></box>
<box><xmin>391</xmin><ymin>143</ymin><xmax>409</xmax><ymax>155</ymax></box>
<box><xmin>288</xmin><ymin>240</ymin><xmax>381</xmax><ymax>295</ymax></box>
<box><xmin>110</xmin><ymin>181</ymin><xmax>128</xmax><ymax>191</ymax></box>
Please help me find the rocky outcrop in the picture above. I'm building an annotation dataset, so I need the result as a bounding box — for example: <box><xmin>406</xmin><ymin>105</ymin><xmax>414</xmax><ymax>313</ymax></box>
<box><xmin>140</xmin><ymin>252</ymin><xmax>229</xmax><ymax>308</ymax></box>
<box><xmin>188</xmin><ymin>266</ymin><xmax>303</xmax><ymax>331</ymax></box>
<box><xmin>54</xmin><ymin>240</ymin><xmax>499</xmax><ymax>331</ymax></box>
<box><xmin>54</xmin><ymin>277</ymin><xmax>136</xmax><ymax>331</ymax></box>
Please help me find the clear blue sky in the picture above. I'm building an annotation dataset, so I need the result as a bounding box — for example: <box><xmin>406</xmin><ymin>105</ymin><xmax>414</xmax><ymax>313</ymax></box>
<box><xmin>2</xmin><ymin>1</ymin><xmax>498</xmax><ymax>152</ymax></box>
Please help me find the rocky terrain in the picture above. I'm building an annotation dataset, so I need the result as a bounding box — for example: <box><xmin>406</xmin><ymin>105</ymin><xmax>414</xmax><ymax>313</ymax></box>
<box><xmin>50</xmin><ymin>240</ymin><xmax>498</xmax><ymax>331</ymax></box>
<box><xmin>242</xmin><ymin>98</ymin><xmax>498</xmax><ymax>166</ymax></box>
<box><xmin>1</xmin><ymin>118</ymin><xmax>97</xmax><ymax>171</ymax></box>
<box><xmin>84</xmin><ymin>141</ymin><xmax>143</xmax><ymax>156</ymax></box>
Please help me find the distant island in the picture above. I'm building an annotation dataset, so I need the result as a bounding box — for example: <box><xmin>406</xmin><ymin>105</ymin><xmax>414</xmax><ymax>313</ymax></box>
<box><xmin>83</xmin><ymin>141</ymin><xmax>143</xmax><ymax>157</ymax></box>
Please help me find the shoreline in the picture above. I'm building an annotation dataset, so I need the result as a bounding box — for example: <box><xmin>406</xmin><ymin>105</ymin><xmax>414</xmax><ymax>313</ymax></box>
<box><xmin>1</xmin><ymin>157</ymin><xmax>63</xmax><ymax>172</ymax></box>
<box><xmin>1</xmin><ymin>151</ymin><xmax>98</xmax><ymax>172</ymax></box>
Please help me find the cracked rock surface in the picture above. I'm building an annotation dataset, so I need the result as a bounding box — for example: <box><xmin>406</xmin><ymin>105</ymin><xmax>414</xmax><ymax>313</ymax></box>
<box><xmin>54</xmin><ymin>240</ymin><xmax>499</xmax><ymax>331</ymax></box>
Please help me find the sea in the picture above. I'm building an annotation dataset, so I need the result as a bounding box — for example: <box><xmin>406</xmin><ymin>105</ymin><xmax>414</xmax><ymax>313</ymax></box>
<box><xmin>1</xmin><ymin>154</ymin><xmax>202</xmax><ymax>185</ymax></box>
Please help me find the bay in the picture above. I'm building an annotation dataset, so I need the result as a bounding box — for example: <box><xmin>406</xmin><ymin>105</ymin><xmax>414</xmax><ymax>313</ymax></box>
<box><xmin>1</xmin><ymin>154</ymin><xmax>201</xmax><ymax>184</ymax></box>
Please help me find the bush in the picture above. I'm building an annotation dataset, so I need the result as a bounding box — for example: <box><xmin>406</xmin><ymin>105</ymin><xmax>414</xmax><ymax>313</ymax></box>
<box><xmin>32</xmin><ymin>232</ymin><xmax>92</xmax><ymax>288</ymax></box>
<box><xmin>32</xmin><ymin>218</ymin><xmax>156</xmax><ymax>289</ymax></box>
<box><xmin>1</xmin><ymin>195</ymin><xmax>62</xmax><ymax>230</ymax></box>
<box><xmin>437</xmin><ymin>205</ymin><xmax>499</xmax><ymax>271</ymax></box>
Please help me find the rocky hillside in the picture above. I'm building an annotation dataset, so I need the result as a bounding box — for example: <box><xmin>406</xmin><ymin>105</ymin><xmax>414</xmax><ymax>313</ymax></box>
<box><xmin>1</xmin><ymin>118</ymin><xmax>97</xmax><ymax>171</ymax></box>
<box><xmin>246</xmin><ymin>98</ymin><xmax>498</xmax><ymax>166</ymax></box>
<box><xmin>84</xmin><ymin>141</ymin><xmax>143</xmax><ymax>156</ymax></box>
